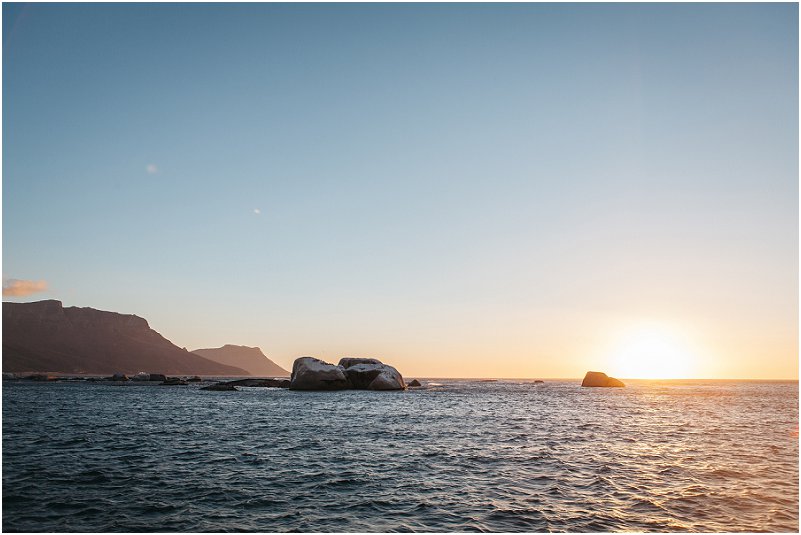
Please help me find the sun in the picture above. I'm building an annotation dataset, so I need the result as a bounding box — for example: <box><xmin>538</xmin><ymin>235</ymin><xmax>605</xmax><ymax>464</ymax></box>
<box><xmin>609</xmin><ymin>324</ymin><xmax>698</xmax><ymax>379</ymax></box>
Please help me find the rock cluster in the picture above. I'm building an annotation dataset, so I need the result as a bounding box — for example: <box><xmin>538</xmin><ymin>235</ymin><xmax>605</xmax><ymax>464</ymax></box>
<box><xmin>290</xmin><ymin>357</ymin><xmax>405</xmax><ymax>391</ymax></box>
<box><xmin>160</xmin><ymin>377</ymin><xmax>189</xmax><ymax>386</ymax></box>
<box><xmin>130</xmin><ymin>373</ymin><xmax>167</xmax><ymax>382</ymax></box>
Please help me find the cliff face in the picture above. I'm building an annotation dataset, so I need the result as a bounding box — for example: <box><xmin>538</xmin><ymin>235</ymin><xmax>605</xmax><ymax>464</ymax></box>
<box><xmin>192</xmin><ymin>345</ymin><xmax>289</xmax><ymax>377</ymax></box>
<box><xmin>2</xmin><ymin>300</ymin><xmax>249</xmax><ymax>376</ymax></box>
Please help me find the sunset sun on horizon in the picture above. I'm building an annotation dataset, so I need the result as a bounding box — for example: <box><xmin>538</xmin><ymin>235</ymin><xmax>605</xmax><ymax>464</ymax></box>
<box><xmin>607</xmin><ymin>323</ymin><xmax>700</xmax><ymax>380</ymax></box>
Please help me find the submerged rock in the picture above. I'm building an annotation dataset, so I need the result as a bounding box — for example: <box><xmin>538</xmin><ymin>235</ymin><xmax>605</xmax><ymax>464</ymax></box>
<box><xmin>23</xmin><ymin>374</ymin><xmax>56</xmax><ymax>381</ymax></box>
<box><xmin>223</xmin><ymin>378</ymin><xmax>290</xmax><ymax>388</ymax></box>
<box><xmin>581</xmin><ymin>371</ymin><xmax>625</xmax><ymax>388</ymax></box>
<box><xmin>201</xmin><ymin>383</ymin><xmax>237</xmax><ymax>391</ymax></box>
<box><xmin>290</xmin><ymin>357</ymin><xmax>351</xmax><ymax>390</ymax></box>
<box><xmin>408</xmin><ymin>379</ymin><xmax>422</xmax><ymax>387</ymax></box>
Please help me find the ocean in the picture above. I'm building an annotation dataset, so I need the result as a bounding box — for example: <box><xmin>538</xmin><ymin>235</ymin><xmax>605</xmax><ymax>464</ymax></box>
<box><xmin>2</xmin><ymin>379</ymin><xmax>798</xmax><ymax>532</ymax></box>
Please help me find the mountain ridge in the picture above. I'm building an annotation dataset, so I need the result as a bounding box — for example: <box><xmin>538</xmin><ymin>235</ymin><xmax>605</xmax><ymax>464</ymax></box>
<box><xmin>3</xmin><ymin>300</ymin><xmax>249</xmax><ymax>376</ymax></box>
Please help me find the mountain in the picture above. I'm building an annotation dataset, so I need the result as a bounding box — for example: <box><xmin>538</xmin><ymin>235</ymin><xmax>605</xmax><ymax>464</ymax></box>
<box><xmin>192</xmin><ymin>345</ymin><xmax>290</xmax><ymax>377</ymax></box>
<box><xmin>2</xmin><ymin>300</ymin><xmax>249</xmax><ymax>376</ymax></box>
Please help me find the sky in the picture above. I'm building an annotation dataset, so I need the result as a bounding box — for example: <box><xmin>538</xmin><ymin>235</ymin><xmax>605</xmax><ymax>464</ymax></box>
<box><xmin>3</xmin><ymin>3</ymin><xmax>798</xmax><ymax>379</ymax></box>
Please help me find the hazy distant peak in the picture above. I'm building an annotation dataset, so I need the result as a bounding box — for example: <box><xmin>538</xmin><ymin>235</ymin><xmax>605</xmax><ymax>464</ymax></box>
<box><xmin>220</xmin><ymin>344</ymin><xmax>261</xmax><ymax>352</ymax></box>
<box><xmin>192</xmin><ymin>345</ymin><xmax>289</xmax><ymax>377</ymax></box>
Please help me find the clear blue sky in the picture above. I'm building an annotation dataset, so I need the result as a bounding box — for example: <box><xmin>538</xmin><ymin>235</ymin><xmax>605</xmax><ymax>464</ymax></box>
<box><xmin>3</xmin><ymin>3</ymin><xmax>798</xmax><ymax>378</ymax></box>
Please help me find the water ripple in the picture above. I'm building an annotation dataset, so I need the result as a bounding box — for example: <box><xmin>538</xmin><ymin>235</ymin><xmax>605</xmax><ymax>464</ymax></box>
<box><xmin>2</xmin><ymin>379</ymin><xmax>798</xmax><ymax>532</ymax></box>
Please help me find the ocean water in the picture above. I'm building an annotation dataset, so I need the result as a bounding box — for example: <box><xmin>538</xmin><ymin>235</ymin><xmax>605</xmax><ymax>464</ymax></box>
<box><xmin>2</xmin><ymin>379</ymin><xmax>798</xmax><ymax>532</ymax></box>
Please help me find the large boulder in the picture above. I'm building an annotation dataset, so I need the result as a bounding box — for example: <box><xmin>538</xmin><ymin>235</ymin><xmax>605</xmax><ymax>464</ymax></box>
<box><xmin>290</xmin><ymin>357</ymin><xmax>351</xmax><ymax>390</ymax></box>
<box><xmin>338</xmin><ymin>358</ymin><xmax>405</xmax><ymax>391</ymax></box>
<box><xmin>339</xmin><ymin>357</ymin><xmax>383</xmax><ymax>369</ymax></box>
<box><xmin>581</xmin><ymin>371</ymin><xmax>625</xmax><ymax>388</ymax></box>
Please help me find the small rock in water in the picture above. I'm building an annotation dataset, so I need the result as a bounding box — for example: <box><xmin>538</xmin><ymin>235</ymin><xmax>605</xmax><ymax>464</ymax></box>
<box><xmin>581</xmin><ymin>371</ymin><xmax>624</xmax><ymax>388</ymax></box>
<box><xmin>160</xmin><ymin>377</ymin><xmax>189</xmax><ymax>386</ymax></box>
<box><xmin>148</xmin><ymin>374</ymin><xmax>167</xmax><ymax>382</ymax></box>
<box><xmin>408</xmin><ymin>379</ymin><xmax>422</xmax><ymax>387</ymax></box>
<box><xmin>187</xmin><ymin>376</ymin><xmax>202</xmax><ymax>382</ymax></box>
<box><xmin>111</xmin><ymin>373</ymin><xmax>129</xmax><ymax>381</ymax></box>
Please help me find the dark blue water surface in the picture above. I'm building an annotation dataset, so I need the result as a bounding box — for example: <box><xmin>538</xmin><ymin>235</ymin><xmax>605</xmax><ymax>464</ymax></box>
<box><xmin>3</xmin><ymin>379</ymin><xmax>798</xmax><ymax>532</ymax></box>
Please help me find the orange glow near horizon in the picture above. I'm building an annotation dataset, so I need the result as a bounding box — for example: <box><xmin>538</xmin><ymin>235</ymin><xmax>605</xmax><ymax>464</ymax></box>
<box><xmin>607</xmin><ymin>323</ymin><xmax>700</xmax><ymax>379</ymax></box>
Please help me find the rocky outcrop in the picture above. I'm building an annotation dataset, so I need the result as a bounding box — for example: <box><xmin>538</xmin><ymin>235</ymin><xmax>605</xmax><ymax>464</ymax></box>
<box><xmin>581</xmin><ymin>371</ymin><xmax>625</xmax><ymax>388</ymax></box>
<box><xmin>408</xmin><ymin>379</ymin><xmax>422</xmax><ymax>387</ymax></box>
<box><xmin>192</xmin><ymin>345</ymin><xmax>289</xmax><ymax>377</ymax></box>
<box><xmin>2</xmin><ymin>300</ymin><xmax>248</xmax><ymax>376</ymax></box>
<box><xmin>289</xmin><ymin>357</ymin><xmax>405</xmax><ymax>391</ymax></box>
<box><xmin>111</xmin><ymin>373</ymin><xmax>129</xmax><ymax>381</ymax></box>
<box><xmin>148</xmin><ymin>374</ymin><xmax>167</xmax><ymax>382</ymax></box>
